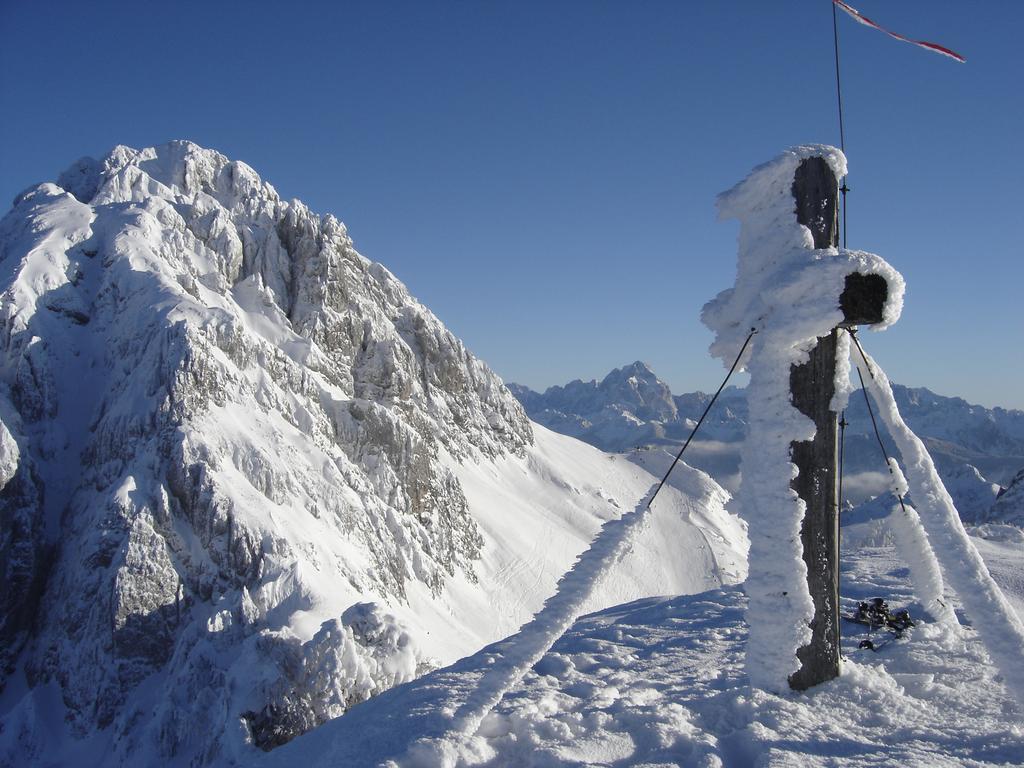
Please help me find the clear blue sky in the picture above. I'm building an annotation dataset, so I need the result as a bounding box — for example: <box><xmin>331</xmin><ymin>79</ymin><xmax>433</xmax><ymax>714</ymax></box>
<box><xmin>2</xmin><ymin>1</ymin><xmax>1021</xmax><ymax>408</ymax></box>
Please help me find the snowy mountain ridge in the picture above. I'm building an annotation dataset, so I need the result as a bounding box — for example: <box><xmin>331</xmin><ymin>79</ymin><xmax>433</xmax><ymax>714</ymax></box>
<box><xmin>0</xmin><ymin>141</ymin><xmax>746</xmax><ymax>766</ymax></box>
<box><xmin>511</xmin><ymin>362</ymin><xmax>1023</xmax><ymax>520</ymax></box>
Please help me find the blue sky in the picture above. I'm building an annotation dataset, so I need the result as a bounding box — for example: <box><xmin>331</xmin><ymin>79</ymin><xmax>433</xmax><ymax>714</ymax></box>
<box><xmin>2</xmin><ymin>1</ymin><xmax>1021</xmax><ymax>408</ymax></box>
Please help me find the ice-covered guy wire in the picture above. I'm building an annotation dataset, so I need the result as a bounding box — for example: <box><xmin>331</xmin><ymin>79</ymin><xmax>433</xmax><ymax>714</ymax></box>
<box><xmin>847</xmin><ymin>343</ymin><xmax>953</xmax><ymax>626</ymax></box>
<box><xmin>645</xmin><ymin>326</ymin><xmax>757</xmax><ymax>511</ymax></box>
<box><xmin>852</xmin><ymin>337</ymin><xmax>1024</xmax><ymax>711</ymax></box>
<box><xmin>394</xmin><ymin>483</ymin><xmax>660</xmax><ymax>766</ymax></box>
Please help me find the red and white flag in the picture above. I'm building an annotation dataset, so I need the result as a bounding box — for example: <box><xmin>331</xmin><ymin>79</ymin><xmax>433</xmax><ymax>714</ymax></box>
<box><xmin>833</xmin><ymin>0</ymin><xmax>966</xmax><ymax>63</ymax></box>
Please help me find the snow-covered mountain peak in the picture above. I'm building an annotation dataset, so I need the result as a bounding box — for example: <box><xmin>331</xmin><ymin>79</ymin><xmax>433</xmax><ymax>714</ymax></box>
<box><xmin>0</xmin><ymin>140</ymin><xmax>543</xmax><ymax>760</ymax></box>
<box><xmin>597</xmin><ymin>360</ymin><xmax>677</xmax><ymax>421</ymax></box>
<box><xmin>57</xmin><ymin>140</ymin><xmax>278</xmax><ymax>211</ymax></box>
<box><xmin>19</xmin><ymin>140</ymin><xmax>534</xmax><ymax>457</ymax></box>
<box><xmin>1</xmin><ymin>142</ymin><xmax>748</xmax><ymax>765</ymax></box>
<box><xmin>604</xmin><ymin>359</ymin><xmax>656</xmax><ymax>379</ymax></box>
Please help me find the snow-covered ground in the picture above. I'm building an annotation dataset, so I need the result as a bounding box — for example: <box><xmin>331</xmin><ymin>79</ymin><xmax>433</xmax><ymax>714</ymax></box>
<box><xmin>261</xmin><ymin>528</ymin><xmax>1024</xmax><ymax>768</ymax></box>
<box><xmin>969</xmin><ymin>525</ymin><xmax>1024</xmax><ymax>621</ymax></box>
<box><xmin>0</xmin><ymin>420</ymin><xmax>747</xmax><ymax>766</ymax></box>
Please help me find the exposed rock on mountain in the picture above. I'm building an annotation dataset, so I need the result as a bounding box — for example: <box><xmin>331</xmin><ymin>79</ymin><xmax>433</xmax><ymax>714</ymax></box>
<box><xmin>988</xmin><ymin>468</ymin><xmax>1024</xmax><ymax>526</ymax></box>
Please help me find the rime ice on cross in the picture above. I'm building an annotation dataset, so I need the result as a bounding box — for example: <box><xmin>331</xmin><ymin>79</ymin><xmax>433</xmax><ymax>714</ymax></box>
<box><xmin>701</xmin><ymin>146</ymin><xmax>904</xmax><ymax>692</ymax></box>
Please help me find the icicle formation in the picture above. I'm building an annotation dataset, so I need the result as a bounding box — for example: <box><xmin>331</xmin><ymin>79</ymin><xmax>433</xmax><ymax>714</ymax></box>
<box><xmin>855</xmin><ymin>347</ymin><xmax>1024</xmax><ymax>710</ymax></box>
<box><xmin>702</xmin><ymin>146</ymin><xmax>904</xmax><ymax>692</ymax></box>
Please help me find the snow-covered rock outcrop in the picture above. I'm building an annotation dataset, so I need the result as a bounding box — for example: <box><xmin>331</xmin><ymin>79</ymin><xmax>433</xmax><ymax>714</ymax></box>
<box><xmin>989</xmin><ymin>467</ymin><xmax>1024</xmax><ymax>526</ymax></box>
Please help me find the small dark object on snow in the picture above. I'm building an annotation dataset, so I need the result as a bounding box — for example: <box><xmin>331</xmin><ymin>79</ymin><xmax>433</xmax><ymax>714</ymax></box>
<box><xmin>890</xmin><ymin>608</ymin><xmax>914</xmax><ymax>632</ymax></box>
<box><xmin>843</xmin><ymin>597</ymin><xmax>916</xmax><ymax>652</ymax></box>
<box><xmin>853</xmin><ymin>598</ymin><xmax>915</xmax><ymax>631</ymax></box>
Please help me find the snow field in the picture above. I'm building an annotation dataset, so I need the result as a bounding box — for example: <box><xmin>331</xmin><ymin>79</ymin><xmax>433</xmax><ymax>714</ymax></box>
<box><xmin>382</xmin><ymin>423</ymin><xmax>746</xmax><ymax>666</ymax></box>
<box><xmin>400</xmin><ymin>482</ymin><xmax>664</xmax><ymax>764</ymax></box>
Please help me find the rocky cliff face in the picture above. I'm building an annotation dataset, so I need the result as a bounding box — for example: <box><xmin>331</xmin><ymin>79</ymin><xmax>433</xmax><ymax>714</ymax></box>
<box><xmin>989</xmin><ymin>468</ymin><xmax>1024</xmax><ymax>526</ymax></box>
<box><xmin>0</xmin><ymin>141</ymin><xmax>532</xmax><ymax>762</ymax></box>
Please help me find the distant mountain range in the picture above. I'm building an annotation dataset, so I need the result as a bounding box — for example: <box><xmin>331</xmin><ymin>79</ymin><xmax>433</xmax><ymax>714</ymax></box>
<box><xmin>509</xmin><ymin>361</ymin><xmax>1024</xmax><ymax>522</ymax></box>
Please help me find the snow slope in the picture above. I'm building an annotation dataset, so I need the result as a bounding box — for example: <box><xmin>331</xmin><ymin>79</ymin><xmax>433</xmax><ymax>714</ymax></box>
<box><xmin>391</xmin><ymin>423</ymin><xmax>746</xmax><ymax>666</ymax></box>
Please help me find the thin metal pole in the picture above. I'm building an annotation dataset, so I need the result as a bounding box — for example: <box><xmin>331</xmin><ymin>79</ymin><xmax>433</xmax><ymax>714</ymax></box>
<box><xmin>833</xmin><ymin>1</ymin><xmax>849</xmax><ymax>249</ymax></box>
<box><xmin>838</xmin><ymin>411</ymin><xmax>847</xmax><ymax>511</ymax></box>
<box><xmin>833</xmin><ymin>2</ymin><xmax>847</xmax><ymax>154</ymax></box>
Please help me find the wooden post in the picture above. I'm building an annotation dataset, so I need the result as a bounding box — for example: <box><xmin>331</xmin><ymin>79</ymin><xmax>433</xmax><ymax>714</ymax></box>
<box><xmin>787</xmin><ymin>157</ymin><xmax>887</xmax><ymax>691</ymax></box>
<box><xmin>788</xmin><ymin>157</ymin><xmax>841</xmax><ymax>691</ymax></box>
